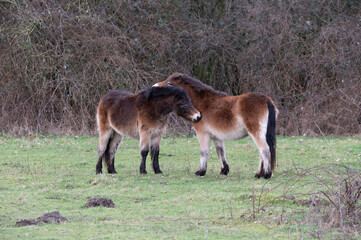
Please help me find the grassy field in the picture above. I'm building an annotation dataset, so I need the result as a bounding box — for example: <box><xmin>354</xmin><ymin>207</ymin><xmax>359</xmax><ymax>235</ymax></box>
<box><xmin>0</xmin><ymin>135</ymin><xmax>360</xmax><ymax>239</ymax></box>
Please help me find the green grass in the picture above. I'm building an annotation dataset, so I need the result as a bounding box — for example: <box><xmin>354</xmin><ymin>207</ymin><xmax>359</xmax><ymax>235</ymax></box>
<box><xmin>0</xmin><ymin>135</ymin><xmax>360</xmax><ymax>239</ymax></box>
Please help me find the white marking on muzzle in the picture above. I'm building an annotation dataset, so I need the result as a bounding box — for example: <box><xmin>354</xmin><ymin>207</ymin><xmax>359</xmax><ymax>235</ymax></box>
<box><xmin>152</xmin><ymin>83</ymin><xmax>159</xmax><ymax>87</ymax></box>
<box><xmin>192</xmin><ymin>112</ymin><xmax>201</xmax><ymax>122</ymax></box>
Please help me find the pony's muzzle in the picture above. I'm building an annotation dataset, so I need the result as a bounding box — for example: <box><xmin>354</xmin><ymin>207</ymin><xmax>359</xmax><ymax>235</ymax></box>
<box><xmin>192</xmin><ymin>112</ymin><xmax>202</xmax><ymax>122</ymax></box>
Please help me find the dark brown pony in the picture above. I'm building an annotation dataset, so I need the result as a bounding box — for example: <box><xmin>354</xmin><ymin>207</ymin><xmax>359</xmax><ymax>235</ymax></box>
<box><xmin>96</xmin><ymin>87</ymin><xmax>201</xmax><ymax>175</ymax></box>
<box><xmin>154</xmin><ymin>73</ymin><xmax>278</xmax><ymax>179</ymax></box>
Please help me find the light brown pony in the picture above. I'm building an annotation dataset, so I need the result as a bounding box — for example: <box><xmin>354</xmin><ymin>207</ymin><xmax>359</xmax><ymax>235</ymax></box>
<box><xmin>96</xmin><ymin>86</ymin><xmax>201</xmax><ymax>175</ymax></box>
<box><xmin>154</xmin><ymin>73</ymin><xmax>278</xmax><ymax>179</ymax></box>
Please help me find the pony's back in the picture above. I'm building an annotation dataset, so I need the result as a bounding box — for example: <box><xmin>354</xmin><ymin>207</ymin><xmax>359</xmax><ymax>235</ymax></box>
<box><xmin>99</xmin><ymin>90</ymin><xmax>133</xmax><ymax>108</ymax></box>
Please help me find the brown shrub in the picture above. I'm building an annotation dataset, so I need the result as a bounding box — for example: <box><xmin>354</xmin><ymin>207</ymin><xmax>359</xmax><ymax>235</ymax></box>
<box><xmin>0</xmin><ymin>0</ymin><xmax>360</xmax><ymax>135</ymax></box>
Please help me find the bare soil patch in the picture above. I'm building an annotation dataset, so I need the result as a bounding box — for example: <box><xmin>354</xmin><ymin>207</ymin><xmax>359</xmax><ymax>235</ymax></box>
<box><xmin>16</xmin><ymin>211</ymin><xmax>67</xmax><ymax>227</ymax></box>
<box><xmin>85</xmin><ymin>198</ymin><xmax>115</xmax><ymax>208</ymax></box>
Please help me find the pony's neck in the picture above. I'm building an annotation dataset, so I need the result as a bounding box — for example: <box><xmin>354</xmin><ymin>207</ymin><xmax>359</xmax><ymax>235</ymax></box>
<box><xmin>181</xmin><ymin>83</ymin><xmax>219</xmax><ymax>110</ymax></box>
<box><xmin>153</xmin><ymin>99</ymin><xmax>173</xmax><ymax>118</ymax></box>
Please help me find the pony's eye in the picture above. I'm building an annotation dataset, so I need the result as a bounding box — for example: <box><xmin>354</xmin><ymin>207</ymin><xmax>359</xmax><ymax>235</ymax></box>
<box><xmin>167</xmin><ymin>82</ymin><xmax>174</xmax><ymax>86</ymax></box>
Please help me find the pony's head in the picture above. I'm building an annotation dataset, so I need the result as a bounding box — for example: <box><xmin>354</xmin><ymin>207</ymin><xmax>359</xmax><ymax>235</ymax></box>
<box><xmin>144</xmin><ymin>87</ymin><xmax>201</xmax><ymax>122</ymax></box>
<box><xmin>153</xmin><ymin>73</ymin><xmax>227</xmax><ymax>97</ymax></box>
<box><xmin>152</xmin><ymin>73</ymin><xmax>184</xmax><ymax>88</ymax></box>
<box><xmin>173</xmin><ymin>89</ymin><xmax>201</xmax><ymax>122</ymax></box>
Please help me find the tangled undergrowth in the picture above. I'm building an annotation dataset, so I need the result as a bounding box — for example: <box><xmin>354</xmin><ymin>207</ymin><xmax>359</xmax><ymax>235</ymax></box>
<box><xmin>1</xmin><ymin>0</ymin><xmax>360</xmax><ymax>135</ymax></box>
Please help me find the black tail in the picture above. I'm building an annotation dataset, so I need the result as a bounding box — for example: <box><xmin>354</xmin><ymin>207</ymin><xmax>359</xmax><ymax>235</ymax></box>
<box><xmin>266</xmin><ymin>101</ymin><xmax>276</xmax><ymax>171</ymax></box>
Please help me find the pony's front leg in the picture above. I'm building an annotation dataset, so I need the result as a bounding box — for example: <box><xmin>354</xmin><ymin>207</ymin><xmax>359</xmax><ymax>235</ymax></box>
<box><xmin>213</xmin><ymin>139</ymin><xmax>229</xmax><ymax>175</ymax></box>
<box><xmin>139</xmin><ymin>132</ymin><xmax>150</xmax><ymax>174</ymax></box>
<box><xmin>150</xmin><ymin>135</ymin><xmax>163</xmax><ymax>174</ymax></box>
<box><xmin>195</xmin><ymin>133</ymin><xmax>210</xmax><ymax>176</ymax></box>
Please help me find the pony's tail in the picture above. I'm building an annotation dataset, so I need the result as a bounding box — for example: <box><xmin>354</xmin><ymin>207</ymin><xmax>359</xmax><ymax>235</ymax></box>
<box><xmin>266</xmin><ymin>100</ymin><xmax>276</xmax><ymax>171</ymax></box>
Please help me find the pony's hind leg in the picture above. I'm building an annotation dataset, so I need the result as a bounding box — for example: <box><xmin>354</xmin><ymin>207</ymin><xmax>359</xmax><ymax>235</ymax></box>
<box><xmin>150</xmin><ymin>135</ymin><xmax>163</xmax><ymax>174</ymax></box>
<box><xmin>253</xmin><ymin>105</ymin><xmax>276</xmax><ymax>179</ymax></box>
<box><xmin>106</xmin><ymin>133</ymin><xmax>123</xmax><ymax>174</ymax></box>
<box><xmin>213</xmin><ymin>139</ymin><xmax>229</xmax><ymax>175</ymax></box>
<box><xmin>139</xmin><ymin>131</ymin><xmax>151</xmax><ymax>174</ymax></box>
<box><xmin>195</xmin><ymin>133</ymin><xmax>210</xmax><ymax>176</ymax></box>
<box><xmin>250</xmin><ymin>132</ymin><xmax>272</xmax><ymax>179</ymax></box>
<box><xmin>96</xmin><ymin>128</ymin><xmax>113</xmax><ymax>174</ymax></box>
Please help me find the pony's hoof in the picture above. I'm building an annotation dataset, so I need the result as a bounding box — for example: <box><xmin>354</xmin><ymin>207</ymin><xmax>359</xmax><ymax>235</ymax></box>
<box><xmin>263</xmin><ymin>172</ymin><xmax>272</xmax><ymax>179</ymax></box>
<box><xmin>220</xmin><ymin>165</ymin><xmax>229</xmax><ymax>175</ymax></box>
<box><xmin>254</xmin><ymin>173</ymin><xmax>261</xmax><ymax>178</ymax></box>
<box><xmin>155</xmin><ymin>170</ymin><xmax>163</xmax><ymax>174</ymax></box>
<box><xmin>108</xmin><ymin>169</ymin><xmax>117</xmax><ymax>174</ymax></box>
<box><xmin>195</xmin><ymin>170</ymin><xmax>206</xmax><ymax>176</ymax></box>
<box><xmin>96</xmin><ymin>169</ymin><xmax>102</xmax><ymax>174</ymax></box>
<box><xmin>140</xmin><ymin>170</ymin><xmax>148</xmax><ymax>175</ymax></box>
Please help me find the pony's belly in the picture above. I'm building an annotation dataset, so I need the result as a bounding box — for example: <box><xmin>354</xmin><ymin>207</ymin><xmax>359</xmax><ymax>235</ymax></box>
<box><xmin>206</xmin><ymin>118</ymin><xmax>248</xmax><ymax>141</ymax></box>
<box><xmin>110</xmin><ymin>122</ymin><xmax>139</xmax><ymax>139</ymax></box>
<box><xmin>122</xmin><ymin>131</ymin><xmax>140</xmax><ymax>139</ymax></box>
<box><xmin>208</xmin><ymin>127</ymin><xmax>248</xmax><ymax>141</ymax></box>
<box><xmin>110</xmin><ymin>121</ymin><xmax>166</xmax><ymax>140</ymax></box>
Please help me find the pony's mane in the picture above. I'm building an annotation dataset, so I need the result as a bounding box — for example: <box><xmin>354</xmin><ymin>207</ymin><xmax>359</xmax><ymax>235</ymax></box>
<box><xmin>168</xmin><ymin>73</ymin><xmax>227</xmax><ymax>97</ymax></box>
<box><xmin>140</xmin><ymin>86</ymin><xmax>187</xmax><ymax>100</ymax></box>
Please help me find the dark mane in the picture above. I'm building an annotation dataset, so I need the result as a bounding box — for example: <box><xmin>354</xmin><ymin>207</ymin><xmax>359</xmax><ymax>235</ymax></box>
<box><xmin>169</xmin><ymin>73</ymin><xmax>227</xmax><ymax>97</ymax></box>
<box><xmin>140</xmin><ymin>86</ymin><xmax>187</xmax><ymax>100</ymax></box>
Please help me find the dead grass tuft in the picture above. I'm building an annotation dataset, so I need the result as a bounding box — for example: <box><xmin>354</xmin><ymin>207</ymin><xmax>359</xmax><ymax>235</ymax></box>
<box><xmin>243</xmin><ymin>164</ymin><xmax>361</xmax><ymax>238</ymax></box>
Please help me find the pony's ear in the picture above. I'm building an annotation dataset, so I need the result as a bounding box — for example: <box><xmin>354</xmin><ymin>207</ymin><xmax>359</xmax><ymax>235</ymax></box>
<box><xmin>171</xmin><ymin>73</ymin><xmax>182</xmax><ymax>80</ymax></box>
<box><xmin>143</xmin><ymin>89</ymin><xmax>152</xmax><ymax>100</ymax></box>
